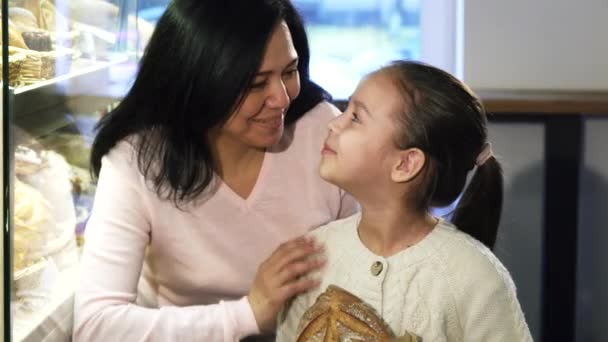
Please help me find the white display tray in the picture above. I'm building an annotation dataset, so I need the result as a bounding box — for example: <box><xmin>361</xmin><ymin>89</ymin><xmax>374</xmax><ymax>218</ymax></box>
<box><xmin>13</xmin><ymin>265</ymin><xmax>78</xmax><ymax>342</ymax></box>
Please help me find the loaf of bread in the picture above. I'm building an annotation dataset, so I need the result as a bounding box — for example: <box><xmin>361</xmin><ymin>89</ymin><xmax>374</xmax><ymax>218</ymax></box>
<box><xmin>296</xmin><ymin>285</ymin><xmax>420</xmax><ymax>342</ymax></box>
<box><xmin>8</xmin><ymin>7</ymin><xmax>39</xmax><ymax>31</ymax></box>
<box><xmin>13</xmin><ymin>178</ymin><xmax>51</xmax><ymax>272</ymax></box>
<box><xmin>40</xmin><ymin>0</ymin><xmax>57</xmax><ymax>30</ymax></box>
<box><xmin>12</xmin><ymin>0</ymin><xmax>42</xmax><ymax>27</ymax></box>
<box><xmin>7</xmin><ymin>25</ymin><xmax>29</xmax><ymax>49</ymax></box>
<box><xmin>296</xmin><ymin>285</ymin><xmax>386</xmax><ymax>341</ymax></box>
<box><xmin>22</xmin><ymin>30</ymin><xmax>52</xmax><ymax>51</ymax></box>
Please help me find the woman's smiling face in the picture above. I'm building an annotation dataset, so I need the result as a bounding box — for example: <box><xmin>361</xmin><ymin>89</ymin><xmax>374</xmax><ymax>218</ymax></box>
<box><xmin>219</xmin><ymin>21</ymin><xmax>301</xmax><ymax>150</ymax></box>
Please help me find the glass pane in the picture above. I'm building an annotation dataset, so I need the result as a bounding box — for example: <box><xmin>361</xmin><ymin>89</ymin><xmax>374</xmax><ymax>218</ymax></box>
<box><xmin>4</xmin><ymin>0</ymin><xmax>141</xmax><ymax>339</ymax></box>
<box><xmin>293</xmin><ymin>0</ymin><xmax>421</xmax><ymax>99</ymax></box>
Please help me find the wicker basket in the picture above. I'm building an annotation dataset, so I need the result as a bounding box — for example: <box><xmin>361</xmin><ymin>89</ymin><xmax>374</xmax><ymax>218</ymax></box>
<box><xmin>8</xmin><ymin>46</ymin><xmax>74</xmax><ymax>85</ymax></box>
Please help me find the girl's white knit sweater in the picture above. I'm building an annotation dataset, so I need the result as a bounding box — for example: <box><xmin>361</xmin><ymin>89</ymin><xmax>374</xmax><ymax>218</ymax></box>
<box><xmin>277</xmin><ymin>213</ymin><xmax>533</xmax><ymax>341</ymax></box>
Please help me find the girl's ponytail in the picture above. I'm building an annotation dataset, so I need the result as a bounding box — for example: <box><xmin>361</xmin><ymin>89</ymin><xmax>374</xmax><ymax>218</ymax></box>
<box><xmin>452</xmin><ymin>156</ymin><xmax>504</xmax><ymax>250</ymax></box>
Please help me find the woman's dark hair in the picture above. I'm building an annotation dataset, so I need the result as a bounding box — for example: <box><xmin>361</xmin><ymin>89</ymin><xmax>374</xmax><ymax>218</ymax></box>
<box><xmin>90</xmin><ymin>0</ymin><xmax>330</xmax><ymax>204</ymax></box>
<box><xmin>382</xmin><ymin>61</ymin><xmax>503</xmax><ymax>250</ymax></box>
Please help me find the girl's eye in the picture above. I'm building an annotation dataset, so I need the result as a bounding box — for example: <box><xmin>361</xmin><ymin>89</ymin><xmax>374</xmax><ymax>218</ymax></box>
<box><xmin>351</xmin><ymin>112</ymin><xmax>361</xmax><ymax>123</ymax></box>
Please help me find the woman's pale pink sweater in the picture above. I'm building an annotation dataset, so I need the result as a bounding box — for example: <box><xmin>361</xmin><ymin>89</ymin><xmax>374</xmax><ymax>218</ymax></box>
<box><xmin>73</xmin><ymin>102</ymin><xmax>358</xmax><ymax>342</ymax></box>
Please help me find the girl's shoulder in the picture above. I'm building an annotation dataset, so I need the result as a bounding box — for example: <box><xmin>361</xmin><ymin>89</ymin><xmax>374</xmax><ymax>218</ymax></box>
<box><xmin>431</xmin><ymin>221</ymin><xmax>518</xmax><ymax>296</ymax></box>
<box><xmin>432</xmin><ymin>221</ymin><xmax>507</xmax><ymax>273</ymax></box>
<box><xmin>307</xmin><ymin>213</ymin><xmax>360</xmax><ymax>246</ymax></box>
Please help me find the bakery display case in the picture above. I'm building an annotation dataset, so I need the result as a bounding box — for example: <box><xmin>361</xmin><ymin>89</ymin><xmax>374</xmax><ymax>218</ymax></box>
<box><xmin>2</xmin><ymin>0</ymin><xmax>153</xmax><ymax>340</ymax></box>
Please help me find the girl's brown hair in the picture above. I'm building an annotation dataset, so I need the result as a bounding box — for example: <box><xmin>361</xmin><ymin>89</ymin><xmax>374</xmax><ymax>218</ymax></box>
<box><xmin>380</xmin><ymin>61</ymin><xmax>503</xmax><ymax>249</ymax></box>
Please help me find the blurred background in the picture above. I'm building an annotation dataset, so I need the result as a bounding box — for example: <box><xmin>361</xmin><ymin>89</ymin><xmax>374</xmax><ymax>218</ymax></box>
<box><xmin>1</xmin><ymin>0</ymin><xmax>607</xmax><ymax>341</ymax></box>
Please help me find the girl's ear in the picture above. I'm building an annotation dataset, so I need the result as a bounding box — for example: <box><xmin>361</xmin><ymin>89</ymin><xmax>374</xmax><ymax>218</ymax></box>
<box><xmin>391</xmin><ymin>148</ymin><xmax>426</xmax><ymax>183</ymax></box>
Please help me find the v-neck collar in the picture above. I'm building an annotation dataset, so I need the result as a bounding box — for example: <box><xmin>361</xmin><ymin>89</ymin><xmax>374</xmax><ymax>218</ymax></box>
<box><xmin>216</xmin><ymin>150</ymin><xmax>272</xmax><ymax>210</ymax></box>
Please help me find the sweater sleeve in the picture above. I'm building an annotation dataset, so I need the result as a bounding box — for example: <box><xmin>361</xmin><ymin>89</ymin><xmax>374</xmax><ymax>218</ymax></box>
<box><xmin>451</xmin><ymin>241</ymin><xmax>533</xmax><ymax>342</ymax></box>
<box><xmin>73</xmin><ymin>142</ymin><xmax>259</xmax><ymax>342</ymax></box>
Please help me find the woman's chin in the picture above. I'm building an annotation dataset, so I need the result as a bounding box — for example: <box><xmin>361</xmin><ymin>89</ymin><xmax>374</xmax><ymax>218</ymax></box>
<box><xmin>250</xmin><ymin>130</ymin><xmax>284</xmax><ymax>149</ymax></box>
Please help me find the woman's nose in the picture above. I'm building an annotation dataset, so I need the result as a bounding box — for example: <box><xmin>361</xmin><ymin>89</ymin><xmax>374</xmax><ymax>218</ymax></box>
<box><xmin>265</xmin><ymin>79</ymin><xmax>290</xmax><ymax>109</ymax></box>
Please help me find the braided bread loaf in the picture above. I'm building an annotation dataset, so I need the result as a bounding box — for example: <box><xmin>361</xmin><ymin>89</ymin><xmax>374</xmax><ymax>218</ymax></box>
<box><xmin>296</xmin><ymin>285</ymin><xmax>419</xmax><ymax>342</ymax></box>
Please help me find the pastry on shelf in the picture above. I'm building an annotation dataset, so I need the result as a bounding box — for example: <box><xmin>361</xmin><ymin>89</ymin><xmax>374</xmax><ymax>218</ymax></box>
<box><xmin>9</xmin><ymin>0</ymin><xmax>42</xmax><ymax>27</ymax></box>
<box><xmin>13</xmin><ymin>178</ymin><xmax>59</xmax><ymax>317</ymax></box>
<box><xmin>8</xmin><ymin>7</ymin><xmax>39</xmax><ymax>32</ymax></box>
<box><xmin>17</xmin><ymin>148</ymin><xmax>79</xmax><ymax>271</ymax></box>
<box><xmin>7</xmin><ymin>45</ymin><xmax>44</xmax><ymax>84</ymax></box>
<box><xmin>0</xmin><ymin>22</ymin><xmax>29</xmax><ymax>86</ymax></box>
<box><xmin>22</xmin><ymin>30</ymin><xmax>52</xmax><ymax>51</ymax></box>
<box><xmin>296</xmin><ymin>285</ymin><xmax>420</xmax><ymax>342</ymax></box>
<box><xmin>40</xmin><ymin>0</ymin><xmax>69</xmax><ymax>31</ymax></box>
<box><xmin>3</xmin><ymin>22</ymin><xmax>30</xmax><ymax>49</ymax></box>
<box><xmin>0</xmin><ymin>19</ymin><xmax>28</xmax><ymax>48</ymax></box>
<box><xmin>13</xmin><ymin>178</ymin><xmax>52</xmax><ymax>274</ymax></box>
<box><xmin>38</xmin><ymin>133</ymin><xmax>92</xmax><ymax>169</ymax></box>
<box><xmin>0</xmin><ymin>49</ymin><xmax>26</xmax><ymax>87</ymax></box>
<box><xmin>19</xmin><ymin>150</ymin><xmax>76</xmax><ymax>229</ymax></box>
<box><xmin>7</xmin><ymin>0</ymin><xmax>77</xmax><ymax>85</ymax></box>
<box><xmin>15</xmin><ymin>145</ymin><xmax>46</xmax><ymax>176</ymax></box>
<box><xmin>7</xmin><ymin>45</ymin><xmax>74</xmax><ymax>84</ymax></box>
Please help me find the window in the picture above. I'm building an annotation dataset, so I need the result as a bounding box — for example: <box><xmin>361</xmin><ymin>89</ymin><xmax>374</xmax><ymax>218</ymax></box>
<box><xmin>135</xmin><ymin>0</ymin><xmax>459</xmax><ymax>101</ymax></box>
<box><xmin>293</xmin><ymin>0</ymin><xmax>422</xmax><ymax>99</ymax></box>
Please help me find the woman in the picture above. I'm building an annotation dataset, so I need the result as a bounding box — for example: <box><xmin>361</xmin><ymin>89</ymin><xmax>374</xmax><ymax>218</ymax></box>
<box><xmin>73</xmin><ymin>0</ymin><xmax>358</xmax><ymax>341</ymax></box>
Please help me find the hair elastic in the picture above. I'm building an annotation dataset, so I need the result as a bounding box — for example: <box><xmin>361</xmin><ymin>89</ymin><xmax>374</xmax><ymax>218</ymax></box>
<box><xmin>475</xmin><ymin>142</ymin><xmax>494</xmax><ymax>166</ymax></box>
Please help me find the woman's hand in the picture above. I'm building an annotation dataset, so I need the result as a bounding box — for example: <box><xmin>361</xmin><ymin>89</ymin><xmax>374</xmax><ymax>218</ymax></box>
<box><xmin>248</xmin><ymin>236</ymin><xmax>325</xmax><ymax>333</ymax></box>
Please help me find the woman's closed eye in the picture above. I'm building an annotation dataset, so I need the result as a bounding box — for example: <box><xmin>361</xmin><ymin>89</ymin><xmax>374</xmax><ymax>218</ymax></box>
<box><xmin>282</xmin><ymin>68</ymin><xmax>298</xmax><ymax>78</ymax></box>
<box><xmin>250</xmin><ymin>69</ymin><xmax>297</xmax><ymax>90</ymax></box>
<box><xmin>250</xmin><ymin>79</ymin><xmax>268</xmax><ymax>90</ymax></box>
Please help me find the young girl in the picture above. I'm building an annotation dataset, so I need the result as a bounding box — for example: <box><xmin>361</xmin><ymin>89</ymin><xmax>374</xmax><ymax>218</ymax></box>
<box><xmin>276</xmin><ymin>61</ymin><xmax>533</xmax><ymax>341</ymax></box>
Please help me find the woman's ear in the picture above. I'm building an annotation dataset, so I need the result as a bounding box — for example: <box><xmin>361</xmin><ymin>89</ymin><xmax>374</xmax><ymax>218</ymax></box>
<box><xmin>391</xmin><ymin>148</ymin><xmax>426</xmax><ymax>183</ymax></box>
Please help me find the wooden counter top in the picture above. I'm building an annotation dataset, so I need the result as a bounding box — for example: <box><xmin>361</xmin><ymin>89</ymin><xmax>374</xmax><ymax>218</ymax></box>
<box><xmin>476</xmin><ymin>89</ymin><xmax>608</xmax><ymax>114</ymax></box>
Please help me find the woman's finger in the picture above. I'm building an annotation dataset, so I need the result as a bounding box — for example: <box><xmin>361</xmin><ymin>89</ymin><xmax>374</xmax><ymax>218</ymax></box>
<box><xmin>270</xmin><ymin>238</ymin><xmax>323</xmax><ymax>273</ymax></box>
<box><xmin>276</xmin><ymin>276</ymin><xmax>321</xmax><ymax>302</ymax></box>
<box><xmin>270</xmin><ymin>235</ymin><xmax>314</xmax><ymax>261</ymax></box>
<box><xmin>276</xmin><ymin>256</ymin><xmax>326</xmax><ymax>285</ymax></box>
<box><xmin>258</xmin><ymin>236</ymin><xmax>309</xmax><ymax>272</ymax></box>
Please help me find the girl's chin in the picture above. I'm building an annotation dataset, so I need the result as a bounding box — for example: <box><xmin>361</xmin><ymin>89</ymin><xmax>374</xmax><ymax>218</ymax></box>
<box><xmin>319</xmin><ymin>165</ymin><xmax>340</xmax><ymax>185</ymax></box>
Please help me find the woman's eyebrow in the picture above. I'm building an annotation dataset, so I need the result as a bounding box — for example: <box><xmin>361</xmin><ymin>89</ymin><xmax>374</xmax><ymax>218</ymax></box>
<box><xmin>256</xmin><ymin>58</ymin><xmax>299</xmax><ymax>76</ymax></box>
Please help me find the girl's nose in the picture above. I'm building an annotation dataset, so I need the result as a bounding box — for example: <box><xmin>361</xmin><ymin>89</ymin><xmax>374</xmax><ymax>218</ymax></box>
<box><xmin>328</xmin><ymin>112</ymin><xmax>347</xmax><ymax>133</ymax></box>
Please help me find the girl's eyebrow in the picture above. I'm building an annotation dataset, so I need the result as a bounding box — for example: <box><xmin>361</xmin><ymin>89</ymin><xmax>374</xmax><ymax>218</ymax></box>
<box><xmin>349</xmin><ymin>97</ymin><xmax>373</xmax><ymax>118</ymax></box>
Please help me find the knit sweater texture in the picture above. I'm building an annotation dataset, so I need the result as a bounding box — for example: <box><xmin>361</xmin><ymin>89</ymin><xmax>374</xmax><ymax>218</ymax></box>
<box><xmin>277</xmin><ymin>213</ymin><xmax>533</xmax><ymax>341</ymax></box>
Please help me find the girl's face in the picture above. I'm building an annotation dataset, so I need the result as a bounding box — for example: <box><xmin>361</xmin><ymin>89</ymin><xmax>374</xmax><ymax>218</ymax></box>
<box><xmin>320</xmin><ymin>72</ymin><xmax>405</xmax><ymax>194</ymax></box>
<box><xmin>220</xmin><ymin>21</ymin><xmax>301</xmax><ymax>149</ymax></box>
